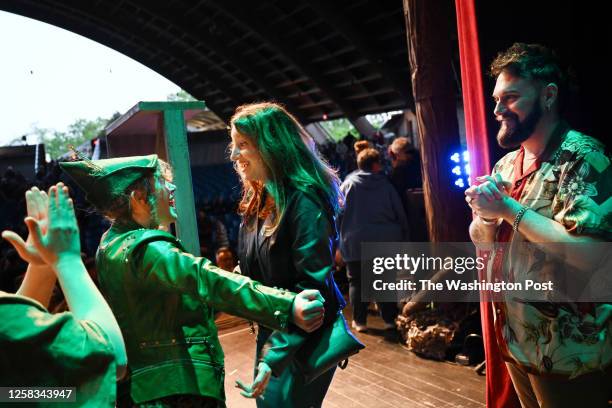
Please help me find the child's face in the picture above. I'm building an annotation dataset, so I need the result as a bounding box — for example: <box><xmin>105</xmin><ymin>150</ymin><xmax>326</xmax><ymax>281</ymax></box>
<box><xmin>155</xmin><ymin>176</ymin><xmax>178</xmax><ymax>227</ymax></box>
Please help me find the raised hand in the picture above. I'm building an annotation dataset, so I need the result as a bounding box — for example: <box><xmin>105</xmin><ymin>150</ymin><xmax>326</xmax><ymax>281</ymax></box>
<box><xmin>24</xmin><ymin>182</ymin><xmax>82</xmax><ymax>267</ymax></box>
<box><xmin>1</xmin><ymin>186</ymin><xmax>49</xmax><ymax>265</ymax></box>
<box><xmin>292</xmin><ymin>289</ymin><xmax>325</xmax><ymax>332</ymax></box>
<box><xmin>21</xmin><ymin>183</ymin><xmax>128</xmax><ymax>380</ymax></box>
<box><xmin>235</xmin><ymin>362</ymin><xmax>272</xmax><ymax>400</ymax></box>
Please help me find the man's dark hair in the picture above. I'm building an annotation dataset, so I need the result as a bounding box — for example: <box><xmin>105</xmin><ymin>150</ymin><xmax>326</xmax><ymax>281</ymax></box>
<box><xmin>490</xmin><ymin>43</ymin><xmax>567</xmax><ymax>102</ymax></box>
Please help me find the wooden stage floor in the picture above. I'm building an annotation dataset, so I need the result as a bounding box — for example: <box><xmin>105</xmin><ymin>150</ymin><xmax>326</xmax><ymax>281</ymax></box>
<box><xmin>217</xmin><ymin>312</ymin><xmax>485</xmax><ymax>408</ymax></box>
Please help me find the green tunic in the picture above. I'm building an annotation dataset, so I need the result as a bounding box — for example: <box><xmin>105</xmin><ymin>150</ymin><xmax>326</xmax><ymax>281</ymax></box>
<box><xmin>0</xmin><ymin>292</ymin><xmax>116</xmax><ymax>407</ymax></box>
<box><xmin>96</xmin><ymin>224</ymin><xmax>296</xmax><ymax>404</ymax></box>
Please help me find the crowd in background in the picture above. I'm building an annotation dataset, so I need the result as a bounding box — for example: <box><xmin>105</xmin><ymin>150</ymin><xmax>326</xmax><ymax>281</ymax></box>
<box><xmin>0</xmin><ymin>162</ymin><xmax>243</xmax><ymax>294</ymax></box>
<box><xmin>2</xmin><ymin>132</ymin><xmax>476</xmax><ymax>398</ymax></box>
<box><xmin>0</xmin><ymin>134</ymin><xmax>422</xmax><ymax>299</ymax></box>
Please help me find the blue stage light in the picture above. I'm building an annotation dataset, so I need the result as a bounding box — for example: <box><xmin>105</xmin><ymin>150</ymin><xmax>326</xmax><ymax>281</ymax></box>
<box><xmin>449</xmin><ymin>149</ymin><xmax>471</xmax><ymax>188</ymax></box>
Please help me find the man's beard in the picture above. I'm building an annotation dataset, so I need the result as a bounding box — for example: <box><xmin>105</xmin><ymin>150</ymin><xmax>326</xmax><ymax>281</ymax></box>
<box><xmin>496</xmin><ymin>102</ymin><xmax>542</xmax><ymax>149</ymax></box>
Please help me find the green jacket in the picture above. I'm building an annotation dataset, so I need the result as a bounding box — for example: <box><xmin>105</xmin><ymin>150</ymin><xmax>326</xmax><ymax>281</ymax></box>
<box><xmin>0</xmin><ymin>292</ymin><xmax>116</xmax><ymax>407</ymax></box>
<box><xmin>96</xmin><ymin>224</ymin><xmax>296</xmax><ymax>404</ymax></box>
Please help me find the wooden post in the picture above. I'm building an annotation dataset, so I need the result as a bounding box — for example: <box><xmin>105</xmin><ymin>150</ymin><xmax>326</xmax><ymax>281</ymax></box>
<box><xmin>105</xmin><ymin>101</ymin><xmax>206</xmax><ymax>256</ymax></box>
<box><xmin>161</xmin><ymin>108</ymin><xmax>200</xmax><ymax>256</ymax></box>
<box><xmin>403</xmin><ymin>0</ymin><xmax>471</xmax><ymax>242</ymax></box>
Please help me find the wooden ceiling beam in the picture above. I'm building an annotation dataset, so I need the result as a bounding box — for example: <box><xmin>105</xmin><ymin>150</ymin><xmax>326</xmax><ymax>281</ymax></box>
<box><xmin>130</xmin><ymin>0</ymin><xmax>306</xmax><ymax>120</ymax></box>
<box><xmin>308</xmin><ymin>0</ymin><xmax>413</xmax><ymax>108</ymax></box>
<box><xmin>208</xmin><ymin>0</ymin><xmax>359</xmax><ymax>119</ymax></box>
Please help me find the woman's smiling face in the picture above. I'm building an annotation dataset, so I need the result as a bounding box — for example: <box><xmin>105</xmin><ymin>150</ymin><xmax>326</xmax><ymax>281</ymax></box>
<box><xmin>229</xmin><ymin>128</ymin><xmax>268</xmax><ymax>182</ymax></box>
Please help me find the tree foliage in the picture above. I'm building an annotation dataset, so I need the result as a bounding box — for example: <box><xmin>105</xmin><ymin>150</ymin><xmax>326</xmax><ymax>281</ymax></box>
<box><xmin>33</xmin><ymin>117</ymin><xmax>110</xmax><ymax>159</ymax></box>
<box><xmin>319</xmin><ymin>118</ymin><xmax>358</xmax><ymax>142</ymax></box>
<box><xmin>30</xmin><ymin>89</ymin><xmax>194</xmax><ymax>159</ymax></box>
<box><xmin>166</xmin><ymin>89</ymin><xmax>196</xmax><ymax>102</ymax></box>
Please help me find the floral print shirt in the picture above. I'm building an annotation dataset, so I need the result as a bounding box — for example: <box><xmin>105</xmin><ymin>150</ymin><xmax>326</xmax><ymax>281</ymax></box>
<box><xmin>490</xmin><ymin>125</ymin><xmax>612</xmax><ymax>378</ymax></box>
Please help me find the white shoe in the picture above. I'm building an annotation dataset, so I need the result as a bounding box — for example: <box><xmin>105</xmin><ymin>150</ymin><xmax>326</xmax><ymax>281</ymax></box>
<box><xmin>352</xmin><ymin>320</ymin><xmax>367</xmax><ymax>332</ymax></box>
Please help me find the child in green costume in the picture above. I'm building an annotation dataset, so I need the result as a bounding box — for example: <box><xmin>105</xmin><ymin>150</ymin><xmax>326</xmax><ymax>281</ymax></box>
<box><xmin>59</xmin><ymin>154</ymin><xmax>325</xmax><ymax>407</ymax></box>
<box><xmin>1</xmin><ymin>183</ymin><xmax>127</xmax><ymax>406</ymax></box>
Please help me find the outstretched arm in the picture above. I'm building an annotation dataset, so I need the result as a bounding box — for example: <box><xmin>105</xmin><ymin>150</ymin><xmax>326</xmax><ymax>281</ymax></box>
<box><xmin>135</xmin><ymin>239</ymin><xmax>324</xmax><ymax>331</ymax></box>
<box><xmin>15</xmin><ymin>264</ymin><xmax>57</xmax><ymax>307</ymax></box>
<box><xmin>25</xmin><ymin>183</ymin><xmax>127</xmax><ymax>380</ymax></box>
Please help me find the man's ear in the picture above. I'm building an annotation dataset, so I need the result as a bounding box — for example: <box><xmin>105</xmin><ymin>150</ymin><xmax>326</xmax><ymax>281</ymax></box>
<box><xmin>543</xmin><ymin>82</ymin><xmax>559</xmax><ymax>111</ymax></box>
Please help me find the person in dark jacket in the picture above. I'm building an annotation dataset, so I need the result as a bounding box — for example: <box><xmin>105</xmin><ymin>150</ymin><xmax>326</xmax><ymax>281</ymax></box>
<box><xmin>340</xmin><ymin>148</ymin><xmax>409</xmax><ymax>335</ymax></box>
<box><xmin>230</xmin><ymin>102</ymin><xmax>346</xmax><ymax>407</ymax></box>
<box><xmin>388</xmin><ymin>137</ymin><xmax>422</xmax><ymax>194</ymax></box>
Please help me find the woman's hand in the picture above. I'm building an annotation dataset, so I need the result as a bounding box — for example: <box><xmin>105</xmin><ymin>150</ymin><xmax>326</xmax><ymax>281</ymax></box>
<box><xmin>235</xmin><ymin>362</ymin><xmax>272</xmax><ymax>399</ymax></box>
<box><xmin>292</xmin><ymin>289</ymin><xmax>325</xmax><ymax>332</ymax></box>
<box><xmin>1</xmin><ymin>186</ymin><xmax>50</xmax><ymax>265</ymax></box>
<box><xmin>24</xmin><ymin>183</ymin><xmax>82</xmax><ymax>268</ymax></box>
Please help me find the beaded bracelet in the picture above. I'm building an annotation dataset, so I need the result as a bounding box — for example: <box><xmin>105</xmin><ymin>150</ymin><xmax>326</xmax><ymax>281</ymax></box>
<box><xmin>512</xmin><ymin>206</ymin><xmax>530</xmax><ymax>232</ymax></box>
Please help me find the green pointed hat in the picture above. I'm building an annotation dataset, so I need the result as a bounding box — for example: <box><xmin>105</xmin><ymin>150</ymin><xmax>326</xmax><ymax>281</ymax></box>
<box><xmin>60</xmin><ymin>154</ymin><xmax>159</xmax><ymax>208</ymax></box>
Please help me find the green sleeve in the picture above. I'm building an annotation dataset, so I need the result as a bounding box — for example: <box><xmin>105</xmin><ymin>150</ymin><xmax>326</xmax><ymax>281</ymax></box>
<box><xmin>260</xmin><ymin>194</ymin><xmax>336</xmax><ymax>375</ymax></box>
<box><xmin>133</xmin><ymin>241</ymin><xmax>296</xmax><ymax>330</ymax></box>
<box><xmin>0</xmin><ymin>294</ymin><xmax>116</xmax><ymax>406</ymax></box>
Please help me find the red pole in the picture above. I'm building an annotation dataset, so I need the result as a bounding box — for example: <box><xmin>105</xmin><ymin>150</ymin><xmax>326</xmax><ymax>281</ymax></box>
<box><xmin>455</xmin><ymin>0</ymin><xmax>490</xmax><ymax>178</ymax></box>
<box><xmin>455</xmin><ymin>2</ymin><xmax>520</xmax><ymax>408</ymax></box>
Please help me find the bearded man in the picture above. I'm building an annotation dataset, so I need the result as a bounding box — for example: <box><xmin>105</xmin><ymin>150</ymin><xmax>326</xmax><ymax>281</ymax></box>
<box><xmin>466</xmin><ymin>43</ymin><xmax>612</xmax><ymax>408</ymax></box>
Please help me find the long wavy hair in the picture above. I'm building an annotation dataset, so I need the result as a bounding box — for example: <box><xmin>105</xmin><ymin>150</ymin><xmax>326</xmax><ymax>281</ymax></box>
<box><xmin>230</xmin><ymin>102</ymin><xmax>341</xmax><ymax>235</ymax></box>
